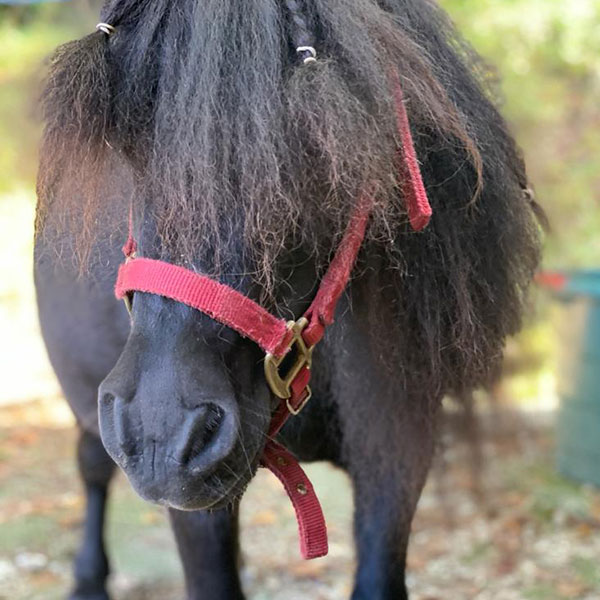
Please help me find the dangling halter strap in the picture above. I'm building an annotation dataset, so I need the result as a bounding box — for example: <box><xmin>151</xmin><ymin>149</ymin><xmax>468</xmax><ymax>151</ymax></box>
<box><xmin>114</xmin><ymin>68</ymin><xmax>431</xmax><ymax>560</ymax></box>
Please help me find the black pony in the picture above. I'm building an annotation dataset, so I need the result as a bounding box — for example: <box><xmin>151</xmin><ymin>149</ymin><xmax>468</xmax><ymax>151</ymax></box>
<box><xmin>35</xmin><ymin>1</ymin><xmax>542</xmax><ymax>598</ymax></box>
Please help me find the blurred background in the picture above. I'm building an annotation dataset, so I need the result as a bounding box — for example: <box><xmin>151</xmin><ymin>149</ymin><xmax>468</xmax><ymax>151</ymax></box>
<box><xmin>0</xmin><ymin>1</ymin><xmax>598</xmax><ymax>599</ymax></box>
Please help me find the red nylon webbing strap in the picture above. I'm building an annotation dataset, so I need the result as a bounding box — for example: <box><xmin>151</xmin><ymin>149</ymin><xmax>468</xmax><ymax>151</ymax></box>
<box><xmin>115</xmin><ymin>259</ymin><xmax>293</xmax><ymax>357</ymax></box>
<box><xmin>114</xmin><ymin>68</ymin><xmax>431</xmax><ymax>562</ymax></box>
<box><xmin>122</xmin><ymin>202</ymin><xmax>138</xmax><ymax>258</ymax></box>
<box><xmin>267</xmin><ymin>366</ymin><xmax>312</xmax><ymax>438</ymax></box>
<box><xmin>390</xmin><ymin>69</ymin><xmax>432</xmax><ymax>232</ymax></box>
<box><xmin>261</xmin><ymin>442</ymin><xmax>328</xmax><ymax>559</ymax></box>
<box><xmin>302</xmin><ymin>191</ymin><xmax>374</xmax><ymax>348</ymax></box>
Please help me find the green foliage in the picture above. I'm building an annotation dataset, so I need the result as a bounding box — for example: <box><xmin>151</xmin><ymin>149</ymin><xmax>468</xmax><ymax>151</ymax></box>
<box><xmin>441</xmin><ymin>0</ymin><xmax>600</xmax><ymax>267</ymax></box>
<box><xmin>0</xmin><ymin>4</ymin><xmax>96</xmax><ymax>193</ymax></box>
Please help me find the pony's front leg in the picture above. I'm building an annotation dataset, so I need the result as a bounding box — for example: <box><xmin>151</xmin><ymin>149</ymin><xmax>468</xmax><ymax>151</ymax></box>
<box><xmin>70</xmin><ymin>430</ymin><xmax>115</xmax><ymax>600</ymax></box>
<box><xmin>331</xmin><ymin>308</ymin><xmax>440</xmax><ymax>600</ymax></box>
<box><xmin>347</xmin><ymin>404</ymin><xmax>438</xmax><ymax>600</ymax></box>
<box><xmin>168</xmin><ymin>507</ymin><xmax>244</xmax><ymax>600</ymax></box>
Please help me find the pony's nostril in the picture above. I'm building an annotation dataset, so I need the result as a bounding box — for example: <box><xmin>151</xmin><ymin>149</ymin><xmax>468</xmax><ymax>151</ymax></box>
<box><xmin>101</xmin><ymin>392</ymin><xmax>115</xmax><ymax>406</ymax></box>
<box><xmin>179</xmin><ymin>404</ymin><xmax>228</xmax><ymax>468</ymax></box>
<box><xmin>113</xmin><ymin>396</ymin><xmax>140</xmax><ymax>458</ymax></box>
<box><xmin>98</xmin><ymin>384</ymin><xmax>141</xmax><ymax>460</ymax></box>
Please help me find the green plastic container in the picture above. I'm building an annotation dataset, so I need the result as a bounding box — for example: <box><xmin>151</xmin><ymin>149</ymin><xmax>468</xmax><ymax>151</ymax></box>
<box><xmin>546</xmin><ymin>270</ymin><xmax>600</xmax><ymax>486</ymax></box>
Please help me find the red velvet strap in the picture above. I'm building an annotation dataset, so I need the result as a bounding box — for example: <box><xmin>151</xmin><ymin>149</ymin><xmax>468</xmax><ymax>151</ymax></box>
<box><xmin>261</xmin><ymin>442</ymin><xmax>328</xmax><ymax>559</ymax></box>
<box><xmin>115</xmin><ymin>259</ymin><xmax>293</xmax><ymax>357</ymax></box>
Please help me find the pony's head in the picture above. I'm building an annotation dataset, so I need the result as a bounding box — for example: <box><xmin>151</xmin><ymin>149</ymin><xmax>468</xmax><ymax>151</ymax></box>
<box><xmin>97</xmin><ymin>221</ymin><xmax>321</xmax><ymax>509</ymax></box>
<box><xmin>37</xmin><ymin>0</ymin><xmax>542</xmax><ymax>509</ymax></box>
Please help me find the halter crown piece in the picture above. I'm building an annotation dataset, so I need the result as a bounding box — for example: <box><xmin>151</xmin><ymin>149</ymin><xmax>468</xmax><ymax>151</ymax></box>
<box><xmin>114</xmin><ymin>44</ymin><xmax>432</xmax><ymax>558</ymax></box>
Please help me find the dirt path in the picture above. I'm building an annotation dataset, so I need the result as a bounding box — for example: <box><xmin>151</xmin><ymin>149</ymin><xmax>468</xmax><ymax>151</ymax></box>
<box><xmin>1</xmin><ymin>399</ymin><xmax>600</xmax><ymax>600</ymax></box>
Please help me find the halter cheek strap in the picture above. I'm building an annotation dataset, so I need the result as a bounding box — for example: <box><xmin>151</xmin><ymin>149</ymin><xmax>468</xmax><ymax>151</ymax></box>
<box><xmin>114</xmin><ymin>71</ymin><xmax>431</xmax><ymax>560</ymax></box>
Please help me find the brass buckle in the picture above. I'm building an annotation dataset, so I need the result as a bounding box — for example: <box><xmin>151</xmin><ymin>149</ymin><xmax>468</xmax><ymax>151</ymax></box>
<box><xmin>287</xmin><ymin>386</ymin><xmax>312</xmax><ymax>416</ymax></box>
<box><xmin>264</xmin><ymin>317</ymin><xmax>313</xmax><ymax>414</ymax></box>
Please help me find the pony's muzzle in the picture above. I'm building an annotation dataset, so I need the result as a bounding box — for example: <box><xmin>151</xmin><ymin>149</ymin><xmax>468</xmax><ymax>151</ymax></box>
<box><xmin>97</xmin><ymin>380</ymin><xmax>241</xmax><ymax>507</ymax></box>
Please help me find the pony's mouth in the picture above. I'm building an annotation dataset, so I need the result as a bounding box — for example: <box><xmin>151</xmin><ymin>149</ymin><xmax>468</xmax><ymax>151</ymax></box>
<box><xmin>148</xmin><ymin>432</ymin><xmax>266</xmax><ymax>511</ymax></box>
<box><xmin>199</xmin><ymin>471</ymin><xmax>254</xmax><ymax>511</ymax></box>
<box><xmin>194</xmin><ymin>447</ymin><xmax>263</xmax><ymax>510</ymax></box>
<box><xmin>119</xmin><ymin>454</ymin><xmax>260</xmax><ymax>512</ymax></box>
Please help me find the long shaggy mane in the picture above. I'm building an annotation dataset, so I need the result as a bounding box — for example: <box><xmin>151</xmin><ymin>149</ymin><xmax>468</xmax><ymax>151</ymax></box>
<box><xmin>37</xmin><ymin>0</ymin><xmax>542</xmax><ymax>398</ymax></box>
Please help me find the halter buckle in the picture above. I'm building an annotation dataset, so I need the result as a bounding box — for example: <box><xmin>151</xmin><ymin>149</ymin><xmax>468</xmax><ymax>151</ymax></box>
<box><xmin>264</xmin><ymin>318</ymin><xmax>313</xmax><ymax>411</ymax></box>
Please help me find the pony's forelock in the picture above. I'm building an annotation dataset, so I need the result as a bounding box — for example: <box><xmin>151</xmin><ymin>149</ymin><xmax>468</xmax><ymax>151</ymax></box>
<box><xmin>37</xmin><ymin>0</ymin><xmax>541</xmax><ymax>397</ymax></box>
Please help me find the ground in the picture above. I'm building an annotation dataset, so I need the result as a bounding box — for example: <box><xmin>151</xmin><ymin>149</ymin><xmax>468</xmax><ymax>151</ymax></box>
<box><xmin>1</xmin><ymin>397</ymin><xmax>600</xmax><ymax>600</ymax></box>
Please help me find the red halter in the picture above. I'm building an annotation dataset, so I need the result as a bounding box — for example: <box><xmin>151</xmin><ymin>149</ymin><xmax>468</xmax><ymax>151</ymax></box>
<box><xmin>114</xmin><ymin>73</ymin><xmax>431</xmax><ymax>560</ymax></box>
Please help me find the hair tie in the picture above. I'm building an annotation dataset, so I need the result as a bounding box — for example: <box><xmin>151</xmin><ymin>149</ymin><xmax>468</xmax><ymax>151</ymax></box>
<box><xmin>296</xmin><ymin>46</ymin><xmax>317</xmax><ymax>65</ymax></box>
<box><xmin>96</xmin><ymin>23</ymin><xmax>116</xmax><ymax>36</ymax></box>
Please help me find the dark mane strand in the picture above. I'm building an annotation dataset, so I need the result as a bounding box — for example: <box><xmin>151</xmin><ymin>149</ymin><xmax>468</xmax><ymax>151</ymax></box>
<box><xmin>284</xmin><ymin>0</ymin><xmax>317</xmax><ymax>62</ymax></box>
<box><xmin>37</xmin><ymin>0</ymin><xmax>541</xmax><ymax>397</ymax></box>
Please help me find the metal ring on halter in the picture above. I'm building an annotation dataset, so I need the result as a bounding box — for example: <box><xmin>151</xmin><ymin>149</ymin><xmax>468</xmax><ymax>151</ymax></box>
<box><xmin>296</xmin><ymin>46</ymin><xmax>317</xmax><ymax>65</ymax></box>
<box><xmin>96</xmin><ymin>23</ymin><xmax>116</xmax><ymax>36</ymax></box>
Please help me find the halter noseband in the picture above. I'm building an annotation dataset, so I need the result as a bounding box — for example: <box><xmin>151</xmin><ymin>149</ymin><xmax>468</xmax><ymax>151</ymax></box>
<box><xmin>106</xmin><ymin>19</ymin><xmax>432</xmax><ymax>556</ymax></box>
